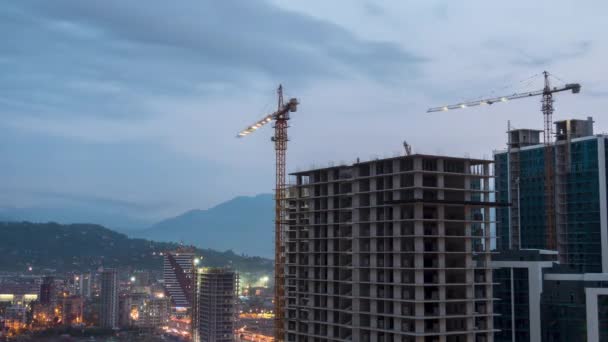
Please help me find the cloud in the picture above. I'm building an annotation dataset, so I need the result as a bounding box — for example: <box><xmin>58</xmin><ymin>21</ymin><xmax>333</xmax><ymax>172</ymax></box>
<box><xmin>363</xmin><ymin>3</ymin><xmax>385</xmax><ymax>17</ymax></box>
<box><xmin>482</xmin><ymin>39</ymin><xmax>592</xmax><ymax>68</ymax></box>
<box><xmin>1</xmin><ymin>0</ymin><xmax>422</xmax><ymax>120</ymax></box>
<box><xmin>1</xmin><ymin>0</ymin><xmax>607</xmax><ymax>223</ymax></box>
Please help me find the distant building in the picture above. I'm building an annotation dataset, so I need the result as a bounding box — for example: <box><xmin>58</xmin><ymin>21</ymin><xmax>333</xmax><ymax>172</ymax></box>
<box><xmin>99</xmin><ymin>269</ymin><xmax>119</xmax><ymax>329</ymax></box>
<box><xmin>135</xmin><ymin>295</ymin><xmax>171</xmax><ymax>328</ymax></box>
<box><xmin>58</xmin><ymin>294</ymin><xmax>84</xmax><ymax>326</ymax></box>
<box><xmin>286</xmin><ymin>154</ymin><xmax>496</xmax><ymax>341</ymax></box>
<box><xmin>3</xmin><ymin>305</ymin><xmax>27</xmax><ymax>330</ymax></box>
<box><xmin>78</xmin><ymin>273</ymin><xmax>93</xmax><ymax>299</ymax></box>
<box><xmin>192</xmin><ymin>268</ymin><xmax>238</xmax><ymax>342</ymax></box>
<box><xmin>163</xmin><ymin>249</ymin><xmax>195</xmax><ymax>315</ymax></box>
<box><xmin>119</xmin><ymin>290</ymin><xmax>148</xmax><ymax>327</ymax></box>
<box><xmin>0</xmin><ymin>276</ymin><xmax>40</xmax><ymax>305</ymax></box>
<box><xmin>39</xmin><ymin>276</ymin><xmax>56</xmax><ymax>305</ymax></box>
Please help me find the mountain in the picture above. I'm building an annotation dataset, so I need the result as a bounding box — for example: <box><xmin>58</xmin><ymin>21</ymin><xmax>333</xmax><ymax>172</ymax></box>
<box><xmin>136</xmin><ymin>194</ymin><xmax>275</xmax><ymax>258</ymax></box>
<box><xmin>0</xmin><ymin>221</ymin><xmax>272</xmax><ymax>273</ymax></box>
<box><xmin>0</xmin><ymin>206</ymin><xmax>152</xmax><ymax>231</ymax></box>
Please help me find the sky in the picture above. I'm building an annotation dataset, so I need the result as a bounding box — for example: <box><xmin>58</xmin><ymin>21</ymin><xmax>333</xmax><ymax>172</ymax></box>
<box><xmin>1</xmin><ymin>0</ymin><xmax>607</xmax><ymax>223</ymax></box>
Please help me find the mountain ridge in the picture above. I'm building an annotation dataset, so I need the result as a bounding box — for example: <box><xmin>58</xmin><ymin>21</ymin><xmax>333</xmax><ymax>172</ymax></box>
<box><xmin>1</xmin><ymin>194</ymin><xmax>276</xmax><ymax>258</ymax></box>
<box><xmin>137</xmin><ymin>194</ymin><xmax>275</xmax><ymax>258</ymax></box>
<box><xmin>0</xmin><ymin>221</ymin><xmax>272</xmax><ymax>273</ymax></box>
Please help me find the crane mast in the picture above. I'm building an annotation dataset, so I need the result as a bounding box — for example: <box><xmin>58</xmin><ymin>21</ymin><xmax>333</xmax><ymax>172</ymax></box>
<box><xmin>273</xmin><ymin>85</ymin><xmax>288</xmax><ymax>342</ymax></box>
<box><xmin>237</xmin><ymin>85</ymin><xmax>298</xmax><ymax>342</ymax></box>
<box><xmin>541</xmin><ymin>71</ymin><xmax>556</xmax><ymax>250</ymax></box>
<box><xmin>427</xmin><ymin>71</ymin><xmax>580</xmax><ymax>251</ymax></box>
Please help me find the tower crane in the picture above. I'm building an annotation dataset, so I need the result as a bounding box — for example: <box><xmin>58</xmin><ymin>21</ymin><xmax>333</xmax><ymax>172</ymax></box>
<box><xmin>237</xmin><ymin>85</ymin><xmax>298</xmax><ymax>342</ymax></box>
<box><xmin>427</xmin><ymin>71</ymin><xmax>581</xmax><ymax>250</ymax></box>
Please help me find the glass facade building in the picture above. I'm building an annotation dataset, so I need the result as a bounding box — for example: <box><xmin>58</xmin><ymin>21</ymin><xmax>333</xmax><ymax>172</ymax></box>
<box><xmin>494</xmin><ymin>132</ymin><xmax>608</xmax><ymax>273</ymax></box>
<box><xmin>493</xmin><ymin>118</ymin><xmax>608</xmax><ymax>341</ymax></box>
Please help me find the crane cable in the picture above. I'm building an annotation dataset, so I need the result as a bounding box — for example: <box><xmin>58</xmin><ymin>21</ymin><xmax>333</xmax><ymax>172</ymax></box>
<box><xmin>460</xmin><ymin>72</ymin><xmax>542</xmax><ymax>104</ymax></box>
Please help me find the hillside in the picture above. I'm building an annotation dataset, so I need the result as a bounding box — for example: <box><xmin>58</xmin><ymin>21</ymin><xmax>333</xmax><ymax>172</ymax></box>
<box><xmin>0</xmin><ymin>221</ymin><xmax>272</xmax><ymax>273</ymax></box>
<box><xmin>137</xmin><ymin>194</ymin><xmax>274</xmax><ymax>258</ymax></box>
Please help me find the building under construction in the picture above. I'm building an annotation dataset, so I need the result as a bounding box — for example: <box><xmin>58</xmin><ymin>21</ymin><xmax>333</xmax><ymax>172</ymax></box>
<box><xmin>285</xmin><ymin>153</ymin><xmax>496</xmax><ymax>342</ymax></box>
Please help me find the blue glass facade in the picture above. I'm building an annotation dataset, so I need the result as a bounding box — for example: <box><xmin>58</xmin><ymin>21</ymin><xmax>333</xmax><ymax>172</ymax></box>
<box><xmin>494</xmin><ymin>136</ymin><xmax>606</xmax><ymax>273</ymax></box>
<box><xmin>563</xmin><ymin>139</ymin><xmax>602</xmax><ymax>272</ymax></box>
<box><xmin>495</xmin><ymin>153</ymin><xmax>510</xmax><ymax>251</ymax></box>
<box><xmin>493</xmin><ymin>268</ymin><xmax>531</xmax><ymax>342</ymax></box>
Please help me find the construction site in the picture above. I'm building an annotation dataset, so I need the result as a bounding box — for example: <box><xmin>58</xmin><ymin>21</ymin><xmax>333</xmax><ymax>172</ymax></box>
<box><xmin>236</xmin><ymin>71</ymin><xmax>608</xmax><ymax>342</ymax></box>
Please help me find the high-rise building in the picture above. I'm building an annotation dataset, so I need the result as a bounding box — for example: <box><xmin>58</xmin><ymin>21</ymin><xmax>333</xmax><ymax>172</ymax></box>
<box><xmin>78</xmin><ymin>273</ymin><xmax>92</xmax><ymax>299</ymax></box>
<box><xmin>39</xmin><ymin>276</ymin><xmax>56</xmax><ymax>305</ymax></box>
<box><xmin>285</xmin><ymin>154</ymin><xmax>496</xmax><ymax>342</ymax></box>
<box><xmin>495</xmin><ymin>117</ymin><xmax>606</xmax><ymax>272</ymax></box>
<box><xmin>192</xmin><ymin>268</ymin><xmax>238</xmax><ymax>342</ymax></box>
<box><xmin>100</xmin><ymin>269</ymin><xmax>119</xmax><ymax>329</ymax></box>
<box><xmin>163</xmin><ymin>249</ymin><xmax>195</xmax><ymax>315</ymax></box>
<box><xmin>493</xmin><ymin>117</ymin><xmax>608</xmax><ymax>341</ymax></box>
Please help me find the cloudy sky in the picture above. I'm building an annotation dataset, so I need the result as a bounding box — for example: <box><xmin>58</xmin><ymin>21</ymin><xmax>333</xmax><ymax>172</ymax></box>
<box><xmin>1</xmin><ymin>0</ymin><xmax>607</xmax><ymax>222</ymax></box>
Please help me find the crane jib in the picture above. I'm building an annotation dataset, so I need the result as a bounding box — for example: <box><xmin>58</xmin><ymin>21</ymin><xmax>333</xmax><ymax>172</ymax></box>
<box><xmin>427</xmin><ymin>83</ymin><xmax>581</xmax><ymax>113</ymax></box>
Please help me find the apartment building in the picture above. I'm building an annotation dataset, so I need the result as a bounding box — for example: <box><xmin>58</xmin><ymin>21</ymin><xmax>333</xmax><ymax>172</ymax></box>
<box><xmin>285</xmin><ymin>154</ymin><xmax>496</xmax><ymax>342</ymax></box>
<box><xmin>192</xmin><ymin>268</ymin><xmax>238</xmax><ymax>342</ymax></box>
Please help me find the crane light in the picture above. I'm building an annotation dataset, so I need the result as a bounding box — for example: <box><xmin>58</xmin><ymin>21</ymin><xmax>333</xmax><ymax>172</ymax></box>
<box><xmin>460</xmin><ymin>104</ymin><xmax>467</xmax><ymax>108</ymax></box>
<box><xmin>442</xmin><ymin>106</ymin><xmax>448</xmax><ymax>111</ymax></box>
<box><xmin>501</xmin><ymin>97</ymin><xmax>507</xmax><ymax>102</ymax></box>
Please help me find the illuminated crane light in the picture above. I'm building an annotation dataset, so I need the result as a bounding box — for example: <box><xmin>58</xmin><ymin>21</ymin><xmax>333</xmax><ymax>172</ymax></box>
<box><xmin>460</xmin><ymin>104</ymin><xmax>467</xmax><ymax>108</ymax></box>
<box><xmin>236</xmin><ymin>85</ymin><xmax>299</xmax><ymax>342</ymax></box>
<box><xmin>426</xmin><ymin>71</ymin><xmax>582</xmax><ymax>251</ymax></box>
<box><xmin>442</xmin><ymin>106</ymin><xmax>448</xmax><ymax>111</ymax></box>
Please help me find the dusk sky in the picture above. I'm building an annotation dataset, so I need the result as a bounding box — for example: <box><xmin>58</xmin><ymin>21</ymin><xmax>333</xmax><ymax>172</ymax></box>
<box><xmin>1</xmin><ymin>0</ymin><xmax>607</xmax><ymax>222</ymax></box>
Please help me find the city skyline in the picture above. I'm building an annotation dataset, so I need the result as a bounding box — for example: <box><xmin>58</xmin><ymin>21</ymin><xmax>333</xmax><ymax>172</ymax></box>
<box><xmin>2</xmin><ymin>1</ymin><xmax>607</xmax><ymax>222</ymax></box>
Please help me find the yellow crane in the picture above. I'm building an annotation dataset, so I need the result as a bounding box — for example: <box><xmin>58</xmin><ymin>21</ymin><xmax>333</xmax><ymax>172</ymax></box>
<box><xmin>237</xmin><ymin>85</ymin><xmax>298</xmax><ymax>342</ymax></box>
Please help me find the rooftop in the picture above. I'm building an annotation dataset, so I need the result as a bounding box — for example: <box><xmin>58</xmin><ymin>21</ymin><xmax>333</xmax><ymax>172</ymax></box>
<box><xmin>291</xmin><ymin>153</ymin><xmax>492</xmax><ymax>175</ymax></box>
